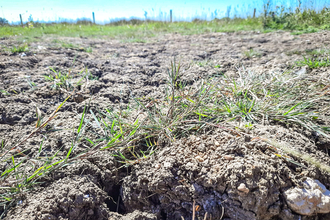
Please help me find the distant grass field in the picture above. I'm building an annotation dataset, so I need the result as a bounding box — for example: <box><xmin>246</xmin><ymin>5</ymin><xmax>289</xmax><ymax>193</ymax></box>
<box><xmin>1</xmin><ymin>0</ymin><xmax>330</xmax><ymax>44</ymax></box>
<box><xmin>2</xmin><ymin>7</ymin><xmax>330</xmax><ymax>44</ymax></box>
<box><xmin>0</xmin><ymin>18</ymin><xmax>262</xmax><ymax>43</ymax></box>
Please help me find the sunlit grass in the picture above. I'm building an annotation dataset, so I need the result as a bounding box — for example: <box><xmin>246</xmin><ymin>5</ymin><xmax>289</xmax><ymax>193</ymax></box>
<box><xmin>0</xmin><ymin>19</ymin><xmax>262</xmax><ymax>43</ymax></box>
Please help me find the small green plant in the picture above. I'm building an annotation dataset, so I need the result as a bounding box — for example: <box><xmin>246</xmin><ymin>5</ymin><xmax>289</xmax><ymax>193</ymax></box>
<box><xmin>88</xmin><ymin>74</ymin><xmax>98</xmax><ymax>80</ymax></box>
<box><xmin>0</xmin><ymin>89</ymin><xmax>10</xmax><ymax>95</ymax></box>
<box><xmin>10</xmin><ymin>44</ymin><xmax>28</xmax><ymax>53</ymax></box>
<box><xmin>244</xmin><ymin>122</ymin><xmax>254</xmax><ymax>129</ymax></box>
<box><xmin>52</xmin><ymin>39</ymin><xmax>61</xmax><ymax>43</ymax></box>
<box><xmin>122</xmin><ymin>38</ymin><xmax>146</xmax><ymax>43</ymax></box>
<box><xmin>296</xmin><ymin>56</ymin><xmax>330</xmax><ymax>68</ymax></box>
<box><xmin>44</xmin><ymin>68</ymin><xmax>73</xmax><ymax>90</ymax></box>
<box><xmin>61</xmin><ymin>42</ymin><xmax>78</xmax><ymax>49</ymax></box>
<box><xmin>197</xmin><ymin>60</ymin><xmax>207</xmax><ymax>67</ymax></box>
<box><xmin>196</xmin><ymin>59</ymin><xmax>213</xmax><ymax>67</ymax></box>
<box><xmin>286</xmin><ymin>50</ymin><xmax>303</xmax><ymax>56</ymax></box>
<box><xmin>244</xmin><ymin>49</ymin><xmax>261</xmax><ymax>59</ymax></box>
<box><xmin>26</xmin><ymin>78</ymin><xmax>37</xmax><ymax>91</ymax></box>
<box><xmin>291</xmin><ymin>27</ymin><xmax>319</xmax><ymax>35</ymax></box>
<box><xmin>0</xmin><ymin>95</ymin><xmax>89</xmax><ymax>217</ymax></box>
<box><xmin>84</xmin><ymin>47</ymin><xmax>93</xmax><ymax>53</ymax></box>
<box><xmin>305</xmin><ymin>49</ymin><xmax>330</xmax><ymax>56</ymax></box>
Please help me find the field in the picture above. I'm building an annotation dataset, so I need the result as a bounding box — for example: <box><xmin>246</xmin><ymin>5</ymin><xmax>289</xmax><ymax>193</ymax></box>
<box><xmin>0</xmin><ymin>19</ymin><xmax>330</xmax><ymax>220</ymax></box>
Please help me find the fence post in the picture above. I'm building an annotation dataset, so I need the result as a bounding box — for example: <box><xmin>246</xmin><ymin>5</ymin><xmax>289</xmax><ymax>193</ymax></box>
<box><xmin>170</xmin><ymin>10</ymin><xmax>172</xmax><ymax>22</ymax></box>
<box><xmin>253</xmin><ymin>8</ymin><xmax>256</xmax><ymax>18</ymax></box>
<box><xmin>92</xmin><ymin>12</ymin><xmax>95</xmax><ymax>24</ymax></box>
<box><xmin>19</xmin><ymin>14</ymin><xmax>23</xmax><ymax>27</ymax></box>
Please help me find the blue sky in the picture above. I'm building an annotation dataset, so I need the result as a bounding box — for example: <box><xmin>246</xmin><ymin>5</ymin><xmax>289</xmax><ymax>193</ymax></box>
<box><xmin>1</xmin><ymin>0</ymin><xmax>260</xmax><ymax>23</ymax></box>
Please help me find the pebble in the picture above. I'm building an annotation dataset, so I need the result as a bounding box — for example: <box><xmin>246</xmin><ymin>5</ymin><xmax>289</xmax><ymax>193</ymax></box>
<box><xmin>196</xmin><ymin>156</ymin><xmax>204</xmax><ymax>162</ymax></box>
<box><xmin>224</xmin><ymin>155</ymin><xmax>234</xmax><ymax>161</ymax></box>
<box><xmin>238</xmin><ymin>183</ymin><xmax>249</xmax><ymax>193</ymax></box>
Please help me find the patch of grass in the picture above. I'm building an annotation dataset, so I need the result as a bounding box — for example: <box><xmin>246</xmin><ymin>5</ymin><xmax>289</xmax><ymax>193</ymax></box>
<box><xmin>291</xmin><ymin>26</ymin><xmax>319</xmax><ymax>35</ymax></box>
<box><xmin>121</xmin><ymin>38</ymin><xmax>147</xmax><ymax>43</ymax></box>
<box><xmin>285</xmin><ymin>50</ymin><xmax>303</xmax><ymax>56</ymax></box>
<box><xmin>263</xmin><ymin>6</ymin><xmax>330</xmax><ymax>32</ymax></box>
<box><xmin>26</xmin><ymin>77</ymin><xmax>38</xmax><ymax>91</ymax></box>
<box><xmin>305</xmin><ymin>49</ymin><xmax>330</xmax><ymax>56</ymax></box>
<box><xmin>296</xmin><ymin>56</ymin><xmax>330</xmax><ymax>68</ymax></box>
<box><xmin>243</xmin><ymin>49</ymin><xmax>262</xmax><ymax>59</ymax></box>
<box><xmin>0</xmin><ymin>90</ymin><xmax>10</xmax><ymax>96</ymax></box>
<box><xmin>44</xmin><ymin>67</ymin><xmax>91</xmax><ymax>91</ymax></box>
<box><xmin>196</xmin><ymin>60</ymin><xmax>211</xmax><ymax>67</ymax></box>
<box><xmin>84</xmin><ymin>46</ymin><xmax>93</xmax><ymax>53</ymax></box>
<box><xmin>51</xmin><ymin>39</ymin><xmax>79</xmax><ymax>49</ymax></box>
<box><xmin>44</xmin><ymin>68</ymin><xmax>73</xmax><ymax>91</ymax></box>
<box><xmin>287</xmin><ymin>49</ymin><xmax>330</xmax><ymax>57</ymax></box>
<box><xmin>61</xmin><ymin>42</ymin><xmax>78</xmax><ymax>49</ymax></box>
<box><xmin>0</xmin><ymin>19</ymin><xmax>262</xmax><ymax>43</ymax></box>
<box><xmin>10</xmin><ymin>44</ymin><xmax>28</xmax><ymax>53</ymax></box>
<box><xmin>51</xmin><ymin>39</ymin><xmax>61</xmax><ymax>43</ymax></box>
<box><xmin>81</xmin><ymin>58</ymin><xmax>329</xmax><ymax>167</ymax></box>
<box><xmin>0</xmin><ymin>95</ymin><xmax>86</xmax><ymax>218</ymax></box>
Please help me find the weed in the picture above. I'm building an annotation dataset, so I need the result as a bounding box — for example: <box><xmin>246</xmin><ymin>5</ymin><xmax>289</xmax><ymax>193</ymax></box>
<box><xmin>196</xmin><ymin>60</ymin><xmax>208</xmax><ymax>67</ymax></box>
<box><xmin>26</xmin><ymin>77</ymin><xmax>37</xmax><ymax>91</ymax></box>
<box><xmin>0</xmin><ymin>94</ymin><xmax>87</xmax><ymax>217</ymax></box>
<box><xmin>196</xmin><ymin>59</ymin><xmax>214</xmax><ymax>67</ymax></box>
<box><xmin>121</xmin><ymin>38</ymin><xmax>146</xmax><ymax>43</ymax></box>
<box><xmin>296</xmin><ymin>56</ymin><xmax>330</xmax><ymax>68</ymax></box>
<box><xmin>61</xmin><ymin>42</ymin><xmax>78</xmax><ymax>49</ymax></box>
<box><xmin>244</xmin><ymin>49</ymin><xmax>261</xmax><ymax>59</ymax></box>
<box><xmin>52</xmin><ymin>39</ymin><xmax>61</xmax><ymax>44</ymax></box>
<box><xmin>0</xmin><ymin>90</ymin><xmax>10</xmax><ymax>96</ymax></box>
<box><xmin>285</xmin><ymin>50</ymin><xmax>302</xmax><ymax>56</ymax></box>
<box><xmin>84</xmin><ymin>47</ymin><xmax>93</xmax><ymax>53</ymax></box>
<box><xmin>10</xmin><ymin>44</ymin><xmax>28</xmax><ymax>53</ymax></box>
<box><xmin>80</xmin><ymin>58</ymin><xmax>329</xmax><ymax>168</ymax></box>
<box><xmin>291</xmin><ymin>27</ymin><xmax>319</xmax><ymax>35</ymax></box>
<box><xmin>244</xmin><ymin>122</ymin><xmax>254</xmax><ymax>129</ymax></box>
<box><xmin>305</xmin><ymin>49</ymin><xmax>330</xmax><ymax>56</ymax></box>
<box><xmin>44</xmin><ymin>68</ymin><xmax>73</xmax><ymax>91</ymax></box>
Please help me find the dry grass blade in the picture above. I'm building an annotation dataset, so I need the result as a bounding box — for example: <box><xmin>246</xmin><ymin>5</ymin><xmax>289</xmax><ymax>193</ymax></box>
<box><xmin>0</xmin><ymin>91</ymin><xmax>74</xmax><ymax>160</ymax></box>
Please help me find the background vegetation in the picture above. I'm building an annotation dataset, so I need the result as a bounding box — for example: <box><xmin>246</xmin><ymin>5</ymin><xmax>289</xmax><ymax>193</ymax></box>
<box><xmin>1</xmin><ymin>0</ymin><xmax>330</xmax><ymax>42</ymax></box>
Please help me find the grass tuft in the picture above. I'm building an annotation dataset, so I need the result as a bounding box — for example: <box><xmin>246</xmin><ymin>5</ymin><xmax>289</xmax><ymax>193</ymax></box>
<box><xmin>296</xmin><ymin>56</ymin><xmax>330</xmax><ymax>68</ymax></box>
<box><xmin>84</xmin><ymin>46</ymin><xmax>93</xmax><ymax>53</ymax></box>
<box><xmin>243</xmin><ymin>49</ymin><xmax>262</xmax><ymax>59</ymax></box>
<box><xmin>10</xmin><ymin>44</ymin><xmax>28</xmax><ymax>53</ymax></box>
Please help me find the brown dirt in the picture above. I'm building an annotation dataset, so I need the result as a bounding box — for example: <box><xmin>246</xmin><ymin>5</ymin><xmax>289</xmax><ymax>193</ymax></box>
<box><xmin>0</xmin><ymin>31</ymin><xmax>330</xmax><ymax>220</ymax></box>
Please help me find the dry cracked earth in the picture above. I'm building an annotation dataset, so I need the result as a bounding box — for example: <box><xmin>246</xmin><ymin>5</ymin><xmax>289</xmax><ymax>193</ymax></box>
<box><xmin>1</xmin><ymin>30</ymin><xmax>330</xmax><ymax>220</ymax></box>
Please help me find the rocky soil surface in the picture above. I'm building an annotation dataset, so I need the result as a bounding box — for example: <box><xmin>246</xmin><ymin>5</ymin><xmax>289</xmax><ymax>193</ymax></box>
<box><xmin>1</xmin><ymin>31</ymin><xmax>330</xmax><ymax>219</ymax></box>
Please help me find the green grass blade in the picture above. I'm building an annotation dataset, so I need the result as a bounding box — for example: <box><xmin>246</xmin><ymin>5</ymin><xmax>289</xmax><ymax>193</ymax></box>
<box><xmin>77</xmin><ymin>105</ymin><xmax>86</xmax><ymax>134</ymax></box>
